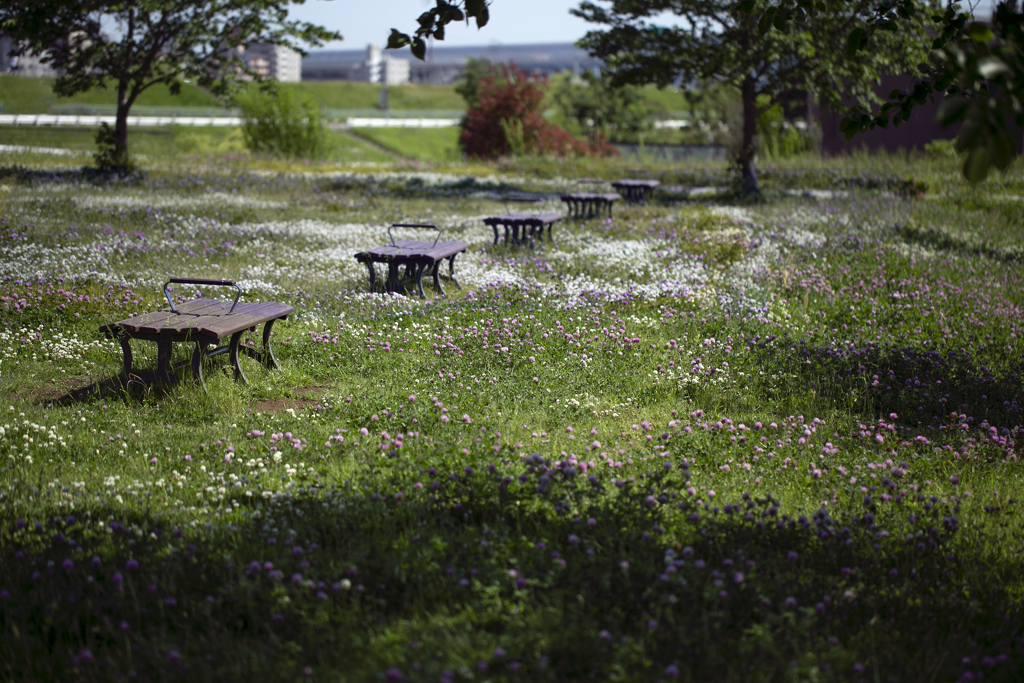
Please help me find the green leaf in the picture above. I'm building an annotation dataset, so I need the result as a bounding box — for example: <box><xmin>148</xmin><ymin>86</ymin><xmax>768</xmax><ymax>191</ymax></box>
<box><xmin>954</xmin><ymin>118</ymin><xmax>980</xmax><ymax>154</ymax></box>
<box><xmin>977</xmin><ymin>56</ymin><xmax>1009</xmax><ymax>79</ymax></box>
<box><xmin>962</xmin><ymin>144</ymin><xmax>991</xmax><ymax>184</ymax></box>
<box><xmin>411</xmin><ymin>37</ymin><xmax>427</xmax><ymax>60</ymax></box>
<box><xmin>736</xmin><ymin>0</ymin><xmax>756</xmax><ymax>13</ymax></box>
<box><xmin>991</xmin><ymin>133</ymin><xmax>1016</xmax><ymax>171</ymax></box>
<box><xmin>937</xmin><ymin>96</ymin><xmax>970</xmax><ymax>127</ymax></box>
<box><xmin>966</xmin><ymin>24</ymin><xmax>994</xmax><ymax>43</ymax></box>
<box><xmin>386</xmin><ymin>29</ymin><xmax>411</xmax><ymax>50</ymax></box>
<box><xmin>847</xmin><ymin>28</ymin><xmax>866</xmax><ymax>57</ymax></box>
<box><xmin>476</xmin><ymin>5</ymin><xmax>489</xmax><ymax>28</ymax></box>
<box><xmin>417</xmin><ymin>10</ymin><xmax>436</xmax><ymax>29</ymax></box>
<box><xmin>773</xmin><ymin>10</ymin><xmax>789</xmax><ymax>31</ymax></box>
<box><xmin>757</xmin><ymin>9</ymin><xmax>776</xmax><ymax>35</ymax></box>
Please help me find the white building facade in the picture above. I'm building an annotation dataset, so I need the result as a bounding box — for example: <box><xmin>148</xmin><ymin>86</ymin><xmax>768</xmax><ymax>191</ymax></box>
<box><xmin>0</xmin><ymin>35</ymin><xmax>59</xmax><ymax>77</ymax></box>
<box><xmin>243</xmin><ymin>43</ymin><xmax>301</xmax><ymax>82</ymax></box>
<box><xmin>301</xmin><ymin>43</ymin><xmax>601</xmax><ymax>85</ymax></box>
<box><xmin>301</xmin><ymin>44</ymin><xmax>410</xmax><ymax>84</ymax></box>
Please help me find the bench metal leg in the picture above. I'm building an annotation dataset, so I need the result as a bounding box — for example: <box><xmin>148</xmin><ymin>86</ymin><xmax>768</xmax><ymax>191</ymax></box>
<box><xmin>413</xmin><ymin>263</ymin><xmax>427</xmax><ymax>299</ymax></box>
<box><xmin>155</xmin><ymin>340</ymin><xmax>174</xmax><ymax>384</ymax></box>
<box><xmin>363</xmin><ymin>260</ymin><xmax>376</xmax><ymax>292</ymax></box>
<box><xmin>431</xmin><ymin>263</ymin><xmax>446</xmax><ymax>297</ymax></box>
<box><xmin>229</xmin><ymin>331</ymin><xmax>248</xmax><ymax>385</ymax></box>
<box><xmin>490</xmin><ymin>224</ymin><xmax>500</xmax><ymax>246</ymax></box>
<box><xmin>386</xmin><ymin>262</ymin><xmax>401</xmax><ymax>293</ymax></box>
<box><xmin>444</xmin><ymin>254</ymin><xmax>462</xmax><ymax>290</ymax></box>
<box><xmin>260</xmin><ymin>319</ymin><xmax>281</xmax><ymax>370</ymax></box>
<box><xmin>118</xmin><ymin>336</ymin><xmax>134</xmax><ymax>380</ymax></box>
<box><xmin>191</xmin><ymin>342</ymin><xmax>208</xmax><ymax>390</ymax></box>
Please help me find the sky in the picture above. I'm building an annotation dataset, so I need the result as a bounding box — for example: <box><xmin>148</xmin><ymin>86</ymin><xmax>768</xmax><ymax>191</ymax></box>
<box><xmin>286</xmin><ymin>0</ymin><xmax>599</xmax><ymax>51</ymax></box>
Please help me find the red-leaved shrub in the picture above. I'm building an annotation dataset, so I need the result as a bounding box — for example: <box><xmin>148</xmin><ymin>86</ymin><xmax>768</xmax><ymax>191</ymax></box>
<box><xmin>459</xmin><ymin>63</ymin><xmax>616</xmax><ymax>160</ymax></box>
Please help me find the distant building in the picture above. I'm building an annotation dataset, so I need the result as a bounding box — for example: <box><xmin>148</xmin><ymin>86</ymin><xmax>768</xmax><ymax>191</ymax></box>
<box><xmin>0</xmin><ymin>35</ymin><xmax>12</xmax><ymax>72</ymax></box>
<box><xmin>0</xmin><ymin>34</ymin><xmax>59</xmax><ymax>77</ymax></box>
<box><xmin>365</xmin><ymin>44</ymin><xmax>410</xmax><ymax>85</ymax></box>
<box><xmin>302</xmin><ymin>44</ymin><xmax>410</xmax><ymax>84</ymax></box>
<box><xmin>302</xmin><ymin>42</ymin><xmax>602</xmax><ymax>84</ymax></box>
<box><xmin>243</xmin><ymin>43</ymin><xmax>301</xmax><ymax>83</ymax></box>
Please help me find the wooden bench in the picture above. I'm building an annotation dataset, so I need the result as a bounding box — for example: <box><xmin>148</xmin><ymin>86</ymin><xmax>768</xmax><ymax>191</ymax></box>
<box><xmin>611</xmin><ymin>179</ymin><xmax>660</xmax><ymax>203</ymax></box>
<box><xmin>99</xmin><ymin>278</ymin><xmax>292</xmax><ymax>390</ymax></box>
<box><xmin>354</xmin><ymin>224</ymin><xmax>468</xmax><ymax>299</ymax></box>
<box><xmin>560</xmin><ymin>192</ymin><xmax>621</xmax><ymax>218</ymax></box>
<box><xmin>483</xmin><ymin>212</ymin><xmax>563</xmax><ymax>247</ymax></box>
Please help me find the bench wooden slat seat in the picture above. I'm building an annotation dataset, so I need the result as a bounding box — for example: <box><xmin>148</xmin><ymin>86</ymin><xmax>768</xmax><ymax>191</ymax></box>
<box><xmin>100</xmin><ymin>285</ymin><xmax>292</xmax><ymax>391</ymax></box>
<box><xmin>354</xmin><ymin>230</ymin><xmax>469</xmax><ymax>299</ymax></box>
<box><xmin>611</xmin><ymin>179</ymin><xmax>660</xmax><ymax>203</ymax></box>
<box><xmin>560</xmin><ymin>192</ymin><xmax>621</xmax><ymax>218</ymax></box>
<box><xmin>482</xmin><ymin>212</ymin><xmax>563</xmax><ymax>246</ymax></box>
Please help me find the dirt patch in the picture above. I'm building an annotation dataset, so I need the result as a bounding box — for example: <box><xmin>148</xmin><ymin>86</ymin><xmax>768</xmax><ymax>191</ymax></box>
<box><xmin>21</xmin><ymin>375</ymin><xmax>107</xmax><ymax>404</ymax></box>
<box><xmin>252</xmin><ymin>387</ymin><xmax>330</xmax><ymax>414</ymax></box>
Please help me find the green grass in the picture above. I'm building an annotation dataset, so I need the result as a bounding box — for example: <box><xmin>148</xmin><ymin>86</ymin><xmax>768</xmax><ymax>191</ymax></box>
<box><xmin>0</xmin><ymin>125</ymin><xmax>398</xmax><ymax>164</ymax></box>
<box><xmin>282</xmin><ymin>81</ymin><xmax>463</xmax><ymax>111</ymax></box>
<box><xmin>0</xmin><ymin>76</ymin><xmax>464</xmax><ymax>115</ymax></box>
<box><xmin>0</xmin><ymin>155</ymin><xmax>1021</xmax><ymax>682</ymax></box>
<box><xmin>0</xmin><ymin>74</ymin><xmax>704</xmax><ymax>118</ymax></box>
<box><xmin>0</xmin><ymin>75</ymin><xmax>223</xmax><ymax>114</ymax></box>
<box><xmin>350</xmin><ymin>127</ymin><xmax>462</xmax><ymax>163</ymax></box>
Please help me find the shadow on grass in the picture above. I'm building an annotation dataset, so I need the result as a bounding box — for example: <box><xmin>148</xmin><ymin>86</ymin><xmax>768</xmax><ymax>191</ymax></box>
<box><xmin>324</xmin><ymin>174</ymin><xmax>524</xmax><ymax>200</ymax></box>
<box><xmin>42</xmin><ymin>374</ymin><xmax>183</xmax><ymax>407</ymax></box>
<box><xmin>10</xmin><ymin>166</ymin><xmax>147</xmax><ymax>186</ymax></box>
<box><xmin>897</xmin><ymin>222</ymin><xmax>1024</xmax><ymax>263</ymax></box>
<box><xmin>1</xmin><ymin>460</ymin><xmax>1021</xmax><ymax>682</ymax></box>
<box><xmin>756</xmin><ymin>337</ymin><xmax>1024</xmax><ymax>431</ymax></box>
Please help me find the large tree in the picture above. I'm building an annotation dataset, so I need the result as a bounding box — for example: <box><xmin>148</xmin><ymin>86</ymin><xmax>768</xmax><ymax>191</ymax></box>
<box><xmin>392</xmin><ymin>1</ymin><xmax>1021</xmax><ymax>184</ymax></box>
<box><xmin>570</xmin><ymin>0</ymin><xmax>934</xmax><ymax>195</ymax></box>
<box><xmin>0</xmin><ymin>0</ymin><xmax>338</xmax><ymax>167</ymax></box>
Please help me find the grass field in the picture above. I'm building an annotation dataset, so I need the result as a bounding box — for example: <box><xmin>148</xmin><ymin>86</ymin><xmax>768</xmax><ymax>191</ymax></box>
<box><xmin>0</xmin><ymin>153</ymin><xmax>1021</xmax><ymax>682</ymax></box>
<box><xmin>349</xmin><ymin>127</ymin><xmax>462</xmax><ymax>163</ymax></box>
<box><xmin>0</xmin><ymin>125</ymin><xmax>400</xmax><ymax>164</ymax></box>
<box><xmin>0</xmin><ymin>76</ymin><xmax>223</xmax><ymax>115</ymax></box>
<box><xmin>282</xmin><ymin>82</ymin><xmax>463</xmax><ymax>112</ymax></box>
<box><xmin>0</xmin><ymin>76</ymin><xmax>465</xmax><ymax>115</ymax></box>
<box><xmin>0</xmin><ymin>74</ymin><xmax>696</xmax><ymax>118</ymax></box>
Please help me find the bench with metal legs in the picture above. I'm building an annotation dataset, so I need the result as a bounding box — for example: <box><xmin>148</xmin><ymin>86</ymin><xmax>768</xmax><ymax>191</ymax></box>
<box><xmin>99</xmin><ymin>278</ymin><xmax>292</xmax><ymax>392</ymax></box>
<box><xmin>355</xmin><ymin>224</ymin><xmax>469</xmax><ymax>299</ymax></box>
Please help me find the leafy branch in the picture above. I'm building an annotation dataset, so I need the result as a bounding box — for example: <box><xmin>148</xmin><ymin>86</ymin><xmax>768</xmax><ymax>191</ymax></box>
<box><xmin>387</xmin><ymin>0</ymin><xmax>491</xmax><ymax>59</ymax></box>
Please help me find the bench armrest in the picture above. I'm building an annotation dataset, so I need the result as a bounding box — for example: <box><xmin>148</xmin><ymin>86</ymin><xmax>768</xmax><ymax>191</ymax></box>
<box><xmin>164</xmin><ymin>278</ymin><xmax>242</xmax><ymax>314</ymax></box>
<box><xmin>390</xmin><ymin>223</ymin><xmax>441</xmax><ymax>248</ymax></box>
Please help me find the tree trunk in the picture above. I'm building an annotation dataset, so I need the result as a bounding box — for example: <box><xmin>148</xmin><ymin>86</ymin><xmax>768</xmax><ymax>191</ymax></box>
<box><xmin>737</xmin><ymin>74</ymin><xmax>760</xmax><ymax>197</ymax></box>
<box><xmin>114</xmin><ymin>83</ymin><xmax>131</xmax><ymax>167</ymax></box>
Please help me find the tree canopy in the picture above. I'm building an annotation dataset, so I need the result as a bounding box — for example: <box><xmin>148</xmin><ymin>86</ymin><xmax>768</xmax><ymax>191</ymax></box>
<box><xmin>835</xmin><ymin>0</ymin><xmax>1024</xmax><ymax>183</ymax></box>
<box><xmin>571</xmin><ymin>0</ymin><xmax>934</xmax><ymax>195</ymax></box>
<box><xmin>0</xmin><ymin>0</ymin><xmax>338</xmax><ymax>167</ymax></box>
<box><xmin>550</xmin><ymin>71</ymin><xmax>654</xmax><ymax>145</ymax></box>
<box><xmin>394</xmin><ymin>1</ymin><xmax>1022</xmax><ymax>185</ymax></box>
